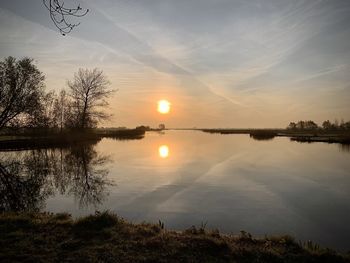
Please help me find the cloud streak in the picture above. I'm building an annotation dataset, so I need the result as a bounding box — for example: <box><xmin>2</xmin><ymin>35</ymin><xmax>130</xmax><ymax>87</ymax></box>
<box><xmin>0</xmin><ymin>0</ymin><xmax>349</xmax><ymax>127</ymax></box>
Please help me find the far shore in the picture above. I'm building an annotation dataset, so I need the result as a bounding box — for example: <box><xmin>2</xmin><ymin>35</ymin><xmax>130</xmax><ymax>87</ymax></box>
<box><xmin>0</xmin><ymin>128</ymin><xmax>349</xmax><ymax>151</ymax></box>
<box><xmin>199</xmin><ymin>128</ymin><xmax>350</xmax><ymax>144</ymax></box>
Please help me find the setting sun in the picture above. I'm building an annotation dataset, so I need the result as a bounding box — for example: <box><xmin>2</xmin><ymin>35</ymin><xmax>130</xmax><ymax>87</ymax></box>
<box><xmin>2</xmin><ymin>0</ymin><xmax>350</xmax><ymax>260</ymax></box>
<box><xmin>157</xmin><ymin>100</ymin><xmax>171</xmax><ymax>114</ymax></box>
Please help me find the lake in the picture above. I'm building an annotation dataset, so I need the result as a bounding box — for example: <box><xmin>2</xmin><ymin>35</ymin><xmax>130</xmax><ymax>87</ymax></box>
<box><xmin>1</xmin><ymin>130</ymin><xmax>349</xmax><ymax>251</ymax></box>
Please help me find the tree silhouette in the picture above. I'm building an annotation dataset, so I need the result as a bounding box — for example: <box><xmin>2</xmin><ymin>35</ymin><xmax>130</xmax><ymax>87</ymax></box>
<box><xmin>322</xmin><ymin>120</ymin><xmax>332</xmax><ymax>130</ymax></box>
<box><xmin>67</xmin><ymin>68</ymin><xmax>115</xmax><ymax>129</ymax></box>
<box><xmin>52</xmin><ymin>90</ymin><xmax>68</xmax><ymax>131</ymax></box>
<box><xmin>287</xmin><ymin>119</ymin><xmax>350</xmax><ymax>131</ymax></box>
<box><xmin>0</xmin><ymin>57</ymin><xmax>45</xmax><ymax>129</ymax></box>
<box><xmin>287</xmin><ymin>122</ymin><xmax>297</xmax><ymax>130</ymax></box>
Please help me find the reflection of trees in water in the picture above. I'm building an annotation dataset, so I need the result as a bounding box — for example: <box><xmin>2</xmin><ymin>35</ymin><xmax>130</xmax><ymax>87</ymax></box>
<box><xmin>56</xmin><ymin>146</ymin><xmax>111</xmax><ymax>207</ymax></box>
<box><xmin>339</xmin><ymin>144</ymin><xmax>350</xmax><ymax>153</ymax></box>
<box><xmin>0</xmin><ymin>151</ymin><xmax>52</xmax><ymax>212</ymax></box>
<box><xmin>0</xmin><ymin>143</ymin><xmax>112</xmax><ymax>212</ymax></box>
<box><xmin>249</xmin><ymin>135</ymin><xmax>275</xmax><ymax>141</ymax></box>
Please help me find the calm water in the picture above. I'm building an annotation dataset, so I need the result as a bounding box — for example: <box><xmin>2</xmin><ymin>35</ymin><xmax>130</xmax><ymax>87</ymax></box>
<box><xmin>1</xmin><ymin>130</ymin><xmax>350</xmax><ymax>251</ymax></box>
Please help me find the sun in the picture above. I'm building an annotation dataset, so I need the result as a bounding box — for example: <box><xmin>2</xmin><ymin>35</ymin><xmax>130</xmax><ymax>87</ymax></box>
<box><xmin>157</xmin><ymin>100</ymin><xmax>171</xmax><ymax>114</ymax></box>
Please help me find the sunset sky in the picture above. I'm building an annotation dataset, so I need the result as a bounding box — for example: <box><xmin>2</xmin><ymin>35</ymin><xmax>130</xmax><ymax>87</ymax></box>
<box><xmin>0</xmin><ymin>0</ymin><xmax>349</xmax><ymax>128</ymax></box>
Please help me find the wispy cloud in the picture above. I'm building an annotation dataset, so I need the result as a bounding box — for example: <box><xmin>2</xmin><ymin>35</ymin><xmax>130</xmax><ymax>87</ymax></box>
<box><xmin>0</xmin><ymin>0</ymin><xmax>349</xmax><ymax>127</ymax></box>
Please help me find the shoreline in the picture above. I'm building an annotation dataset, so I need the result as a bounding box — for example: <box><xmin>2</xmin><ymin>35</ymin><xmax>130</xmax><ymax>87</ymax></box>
<box><xmin>0</xmin><ymin>212</ymin><xmax>349</xmax><ymax>262</ymax></box>
<box><xmin>200</xmin><ymin>129</ymin><xmax>350</xmax><ymax>144</ymax></box>
<box><xmin>1</xmin><ymin>128</ymin><xmax>349</xmax><ymax>151</ymax></box>
<box><xmin>0</xmin><ymin>129</ymin><xmax>145</xmax><ymax>151</ymax></box>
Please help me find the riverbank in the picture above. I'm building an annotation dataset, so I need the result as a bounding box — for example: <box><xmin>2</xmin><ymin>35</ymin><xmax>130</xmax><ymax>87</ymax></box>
<box><xmin>201</xmin><ymin>129</ymin><xmax>350</xmax><ymax>144</ymax></box>
<box><xmin>0</xmin><ymin>129</ymin><xmax>145</xmax><ymax>151</ymax></box>
<box><xmin>0</xmin><ymin>212</ymin><xmax>348</xmax><ymax>263</ymax></box>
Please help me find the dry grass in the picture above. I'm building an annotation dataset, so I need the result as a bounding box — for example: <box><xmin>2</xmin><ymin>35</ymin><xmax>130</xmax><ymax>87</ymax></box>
<box><xmin>0</xmin><ymin>212</ymin><xmax>349</xmax><ymax>263</ymax></box>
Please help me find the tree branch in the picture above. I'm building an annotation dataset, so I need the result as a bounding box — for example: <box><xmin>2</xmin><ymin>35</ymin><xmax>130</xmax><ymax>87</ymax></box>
<box><xmin>43</xmin><ymin>0</ymin><xmax>89</xmax><ymax>36</ymax></box>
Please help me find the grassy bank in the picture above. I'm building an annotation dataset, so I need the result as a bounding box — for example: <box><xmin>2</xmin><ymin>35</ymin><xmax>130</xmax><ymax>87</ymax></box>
<box><xmin>0</xmin><ymin>212</ymin><xmax>348</xmax><ymax>263</ymax></box>
<box><xmin>94</xmin><ymin>128</ymin><xmax>146</xmax><ymax>140</ymax></box>
<box><xmin>201</xmin><ymin>129</ymin><xmax>350</xmax><ymax>144</ymax></box>
<box><xmin>0</xmin><ymin>133</ymin><xmax>101</xmax><ymax>150</ymax></box>
<box><xmin>0</xmin><ymin>129</ymin><xmax>145</xmax><ymax>150</ymax></box>
<box><xmin>289</xmin><ymin>135</ymin><xmax>350</xmax><ymax>144</ymax></box>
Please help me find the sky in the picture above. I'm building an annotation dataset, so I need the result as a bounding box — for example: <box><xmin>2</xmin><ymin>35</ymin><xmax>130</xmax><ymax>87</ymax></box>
<box><xmin>0</xmin><ymin>0</ymin><xmax>349</xmax><ymax>128</ymax></box>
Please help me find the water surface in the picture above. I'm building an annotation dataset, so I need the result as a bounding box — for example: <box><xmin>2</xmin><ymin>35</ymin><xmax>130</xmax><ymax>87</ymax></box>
<box><xmin>1</xmin><ymin>130</ymin><xmax>349</xmax><ymax>251</ymax></box>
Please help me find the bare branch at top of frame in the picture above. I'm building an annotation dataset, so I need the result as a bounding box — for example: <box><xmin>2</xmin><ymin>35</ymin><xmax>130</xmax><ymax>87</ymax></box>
<box><xmin>43</xmin><ymin>0</ymin><xmax>89</xmax><ymax>36</ymax></box>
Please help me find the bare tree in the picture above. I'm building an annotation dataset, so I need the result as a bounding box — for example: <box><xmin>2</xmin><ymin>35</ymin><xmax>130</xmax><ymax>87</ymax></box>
<box><xmin>67</xmin><ymin>68</ymin><xmax>114</xmax><ymax>129</ymax></box>
<box><xmin>0</xmin><ymin>57</ymin><xmax>45</xmax><ymax>129</ymax></box>
<box><xmin>43</xmin><ymin>0</ymin><xmax>89</xmax><ymax>36</ymax></box>
<box><xmin>52</xmin><ymin>89</ymin><xmax>67</xmax><ymax>131</ymax></box>
<box><xmin>27</xmin><ymin>91</ymin><xmax>57</xmax><ymax>128</ymax></box>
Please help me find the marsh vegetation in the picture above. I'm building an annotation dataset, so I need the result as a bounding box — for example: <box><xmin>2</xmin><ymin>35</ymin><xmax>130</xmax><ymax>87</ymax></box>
<box><xmin>1</xmin><ymin>212</ymin><xmax>349</xmax><ymax>263</ymax></box>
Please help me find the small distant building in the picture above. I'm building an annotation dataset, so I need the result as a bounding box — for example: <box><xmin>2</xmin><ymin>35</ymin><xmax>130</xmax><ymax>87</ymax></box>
<box><xmin>159</xmin><ymin>124</ymin><xmax>165</xmax><ymax>130</ymax></box>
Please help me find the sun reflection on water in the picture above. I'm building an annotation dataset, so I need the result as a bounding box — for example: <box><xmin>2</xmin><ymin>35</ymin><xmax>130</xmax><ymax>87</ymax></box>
<box><xmin>158</xmin><ymin>145</ymin><xmax>169</xmax><ymax>158</ymax></box>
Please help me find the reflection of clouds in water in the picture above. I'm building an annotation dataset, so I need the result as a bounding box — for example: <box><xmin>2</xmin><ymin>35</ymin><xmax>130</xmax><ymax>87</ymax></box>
<box><xmin>158</xmin><ymin>145</ymin><xmax>169</xmax><ymax>158</ymax></box>
<box><xmin>108</xmin><ymin>131</ymin><xmax>350</xmax><ymax>251</ymax></box>
<box><xmin>3</xmin><ymin>131</ymin><xmax>349</xmax><ymax>250</ymax></box>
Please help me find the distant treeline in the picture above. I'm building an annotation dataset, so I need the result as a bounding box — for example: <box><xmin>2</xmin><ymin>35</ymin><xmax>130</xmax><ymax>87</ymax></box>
<box><xmin>287</xmin><ymin>120</ymin><xmax>350</xmax><ymax>130</ymax></box>
<box><xmin>0</xmin><ymin>56</ymin><xmax>115</xmax><ymax>133</ymax></box>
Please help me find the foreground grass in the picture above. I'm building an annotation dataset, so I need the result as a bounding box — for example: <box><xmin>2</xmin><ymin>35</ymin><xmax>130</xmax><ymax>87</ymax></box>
<box><xmin>0</xmin><ymin>212</ymin><xmax>349</xmax><ymax>263</ymax></box>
